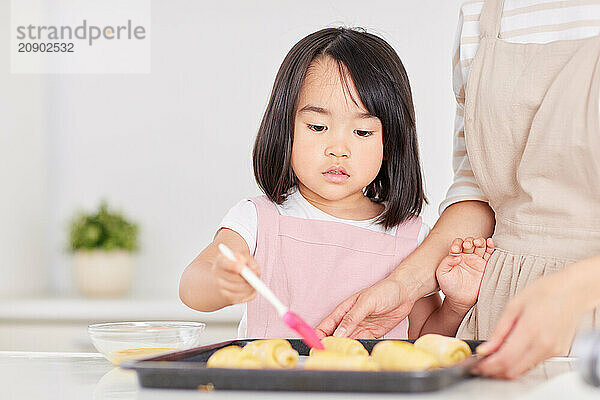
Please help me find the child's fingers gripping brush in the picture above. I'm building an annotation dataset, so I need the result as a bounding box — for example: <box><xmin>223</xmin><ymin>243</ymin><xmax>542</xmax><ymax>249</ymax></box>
<box><xmin>218</xmin><ymin>244</ymin><xmax>325</xmax><ymax>350</ymax></box>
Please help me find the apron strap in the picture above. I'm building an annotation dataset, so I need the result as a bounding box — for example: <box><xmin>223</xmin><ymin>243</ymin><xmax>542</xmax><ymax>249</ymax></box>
<box><xmin>248</xmin><ymin>195</ymin><xmax>281</xmax><ymax>237</ymax></box>
<box><xmin>479</xmin><ymin>0</ymin><xmax>505</xmax><ymax>39</ymax></box>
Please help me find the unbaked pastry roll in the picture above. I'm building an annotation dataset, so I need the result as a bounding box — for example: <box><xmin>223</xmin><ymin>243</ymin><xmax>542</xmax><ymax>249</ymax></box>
<box><xmin>371</xmin><ymin>340</ymin><xmax>439</xmax><ymax>371</ymax></box>
<box><xmin>309</xmin><ymin>336</ymin><xmax>368</xmax><ymax>357</ymax></box>
<box><xmin>206</xmin><ymin>345</ymin><xmax>262</xmax><ymax>369</ymax></box>
<box><xmin>414</xmin><ymin>334</ymin><xmax>472</xmax><ymax>367</ymax></box>
<box><xmin>241</xmin><ymin>339</ymin><xmax>299</xmax><ymax>368</ymax></box>
<box><xmin>304</xmin><ymin>351</ymin><xmax>378</xmax><ymax>371</ymax></box>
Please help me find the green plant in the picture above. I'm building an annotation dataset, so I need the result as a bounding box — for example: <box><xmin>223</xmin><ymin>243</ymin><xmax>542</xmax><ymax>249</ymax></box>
<box><xmin>69</xmin><ymin>201</ymin><xmax>139</xmax><ymax>252</ymax></box>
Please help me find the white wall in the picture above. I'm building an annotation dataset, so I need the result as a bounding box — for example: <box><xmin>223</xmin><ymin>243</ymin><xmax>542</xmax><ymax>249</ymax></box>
<box><xmin>0</xmin><ymin>0</ymin><xmax>48</xmax><ymax>297</ymax></box>
<box><xmin>2</xmin><ymin>0</ymin><xmax>465</xmax><ymax>298</ymax></box>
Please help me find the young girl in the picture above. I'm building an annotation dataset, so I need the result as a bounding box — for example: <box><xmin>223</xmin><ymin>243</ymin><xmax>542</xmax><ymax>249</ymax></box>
<box><xmin>179</xmin><ymin>27</ymin><xmax>494</xmax><ymax>339</ymax></box>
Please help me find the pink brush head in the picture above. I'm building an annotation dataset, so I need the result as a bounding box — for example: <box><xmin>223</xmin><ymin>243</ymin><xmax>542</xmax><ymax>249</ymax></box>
<box><xmin>282</xmin><ymin>311</ymin><xmax>325</xmax><ymax>350</ymax></box>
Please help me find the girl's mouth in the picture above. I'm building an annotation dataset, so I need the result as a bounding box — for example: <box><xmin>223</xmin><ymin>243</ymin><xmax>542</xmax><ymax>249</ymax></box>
<box><xmin>322</xmin><ymin>166</ymin><xmax>349</xmax><ymax>183</ymax></box>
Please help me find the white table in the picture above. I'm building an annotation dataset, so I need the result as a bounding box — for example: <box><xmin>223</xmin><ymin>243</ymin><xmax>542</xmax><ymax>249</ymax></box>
<box><xmin>1</xmin><ymin>352</ymin><xmax>598</xmax><ymax>400</ymax></box>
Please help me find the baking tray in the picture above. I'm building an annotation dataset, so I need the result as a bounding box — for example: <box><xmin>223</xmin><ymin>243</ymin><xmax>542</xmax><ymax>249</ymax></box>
<box><xmin>121</xmin><ymin>339</ymin><xmax>485</xmax><ymax>392</ymax></box>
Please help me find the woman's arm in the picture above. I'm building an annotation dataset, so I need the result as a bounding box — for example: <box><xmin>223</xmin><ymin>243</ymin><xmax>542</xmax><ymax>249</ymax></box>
<box><xmin>179</xmin><ymin>228</ymin><xmax>254</xmax><ymax>312</ymax></box>
<box><xmin>315</xmin><ymin>200</ymin><xmax>495</xmax><ymax>338</ymax></box>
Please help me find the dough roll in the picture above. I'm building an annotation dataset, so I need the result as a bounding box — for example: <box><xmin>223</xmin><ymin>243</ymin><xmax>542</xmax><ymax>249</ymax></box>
<box><xmin>206</xmin><ymin>345</ymin><xmax>262</xmax><ymax>369</ymax></box>
<box><xmin>413</xmin><ymin>334</ymin><xmax>472</xmax><ymax>367</ymax></box>
<box><xmin>371</xmin><ymin>340</ymin><xmax>439</xmax><ymax>371</ymax></box>
<box><xmin>309</xmin><ymin>336</ymin><xmax>368</xmax><ymax>357</ymax></box>
<box><xmin>241</xmin><ymin>339</ymin><xmax>299</xmax><ymax>368</ymax></box>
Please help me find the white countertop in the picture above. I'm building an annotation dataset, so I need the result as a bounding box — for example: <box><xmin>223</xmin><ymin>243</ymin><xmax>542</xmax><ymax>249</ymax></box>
<box><xmin>0</xmin><ymin>297</ymin><xmax>243</xmax><ymax>323</ymax></box>
<box><xmin>1</xmin><ymin>352</ymin><xmax>598</xmax><ymax>400</ymax></box>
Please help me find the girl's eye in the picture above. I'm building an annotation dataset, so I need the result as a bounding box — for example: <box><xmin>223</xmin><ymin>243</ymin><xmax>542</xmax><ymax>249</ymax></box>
<box><xmin>354</xmin><ymin>130</ymin><xmax>374</xmax><ymax>137</ymax></box>
<box><xmin>307</xmin><ymin>124</ymin><xmax>327</xmax><ymax>133</ymax></box>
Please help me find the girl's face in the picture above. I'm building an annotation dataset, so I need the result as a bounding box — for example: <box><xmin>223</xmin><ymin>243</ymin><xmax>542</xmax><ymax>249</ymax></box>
<box><xmin>292</xmin><ymin>56</ymin><xmax>384</xmax><ymax>203</ymax></box>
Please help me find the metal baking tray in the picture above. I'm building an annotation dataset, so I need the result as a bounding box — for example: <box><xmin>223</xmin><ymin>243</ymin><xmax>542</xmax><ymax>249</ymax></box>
<box><xmin>121</xmin><ymin>339</ymin><xmax>485</xmax><ymax>392</ymax></box>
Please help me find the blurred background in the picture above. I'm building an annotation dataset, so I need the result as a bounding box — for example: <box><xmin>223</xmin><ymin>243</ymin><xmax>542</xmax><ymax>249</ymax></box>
<box><xmin>0</xmin><ymin>0</ymin><xmax>466</xmax><ymax>351</ymax></box>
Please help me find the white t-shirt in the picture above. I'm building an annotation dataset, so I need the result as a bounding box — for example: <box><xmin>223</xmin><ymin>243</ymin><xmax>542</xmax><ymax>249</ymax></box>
<box><xmin>217</xmin><ymin>188</ymin><xmax>430</xmax><ymax>337</ymax></box>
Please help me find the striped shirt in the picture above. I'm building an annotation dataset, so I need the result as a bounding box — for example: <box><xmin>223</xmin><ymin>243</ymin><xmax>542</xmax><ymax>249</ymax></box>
<box><xmin>440</xmin><ymin>0</ymin><xmax>600</xmax><ymax>214</ymax></box>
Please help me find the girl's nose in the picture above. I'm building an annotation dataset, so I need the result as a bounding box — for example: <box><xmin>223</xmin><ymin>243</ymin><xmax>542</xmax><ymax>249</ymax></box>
<box><xmin>325</xmin><ymin>136</ymin><xmax>350</xmax><ymax>158</ymax></box>
<box><xmin>326</xmin><ymin>146</ymin><xmax>350</xmax><ymax>158</ymax></box>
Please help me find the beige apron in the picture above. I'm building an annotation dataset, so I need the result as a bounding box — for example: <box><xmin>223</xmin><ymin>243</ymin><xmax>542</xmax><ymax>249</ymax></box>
<box><xmin>457</xmin><ymin>0</ymin><xmax>600</xmax><ymax>347</ymax></box>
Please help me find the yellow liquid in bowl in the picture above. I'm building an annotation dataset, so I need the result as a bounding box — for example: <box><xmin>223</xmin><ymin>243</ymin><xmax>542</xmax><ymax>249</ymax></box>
<box><xmin>108</xmin><ymin>347</ymin><xmax>176</xmax><ymax>364</ymax></box>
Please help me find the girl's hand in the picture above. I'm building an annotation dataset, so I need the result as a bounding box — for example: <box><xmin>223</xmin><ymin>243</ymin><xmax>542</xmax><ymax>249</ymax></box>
<box><xmin>473</xmin><ymin>269</ymin><xmax>584</xmax><ymax>379</ymax></box>
<box><xmin>436</xmin><ymin>237</ymin><xmax>494</xmax><ymax>311</ymax></box>
<box><xmin>212</xmin><ymin>250</ymin><xmax>260</xmax><ymax>305</ymax></box>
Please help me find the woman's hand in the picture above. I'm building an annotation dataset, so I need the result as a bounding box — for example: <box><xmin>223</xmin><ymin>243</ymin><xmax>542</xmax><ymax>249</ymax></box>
<box><xmin>212</xmin><ymin>251</ymin><xmax>260</xmax><ymax>305</ymax></box>
<box><xmin>437</xmin><ymin>237</ymin><xmax>494</xmax><ymax>310</ymax></box>
<box><xmin>473</xmin><ymin>267</ymin><xmax>586</xmax><ymax>379</ymax></box>
<box><xmin>315</xmin><ymin>276</ymin><xmax>418</xmax><ymax>339</ymax></box>
<box><xmin>314</xmin><ymin>201</ymin><xmax>497</xmax><ymax>339</ymax></box>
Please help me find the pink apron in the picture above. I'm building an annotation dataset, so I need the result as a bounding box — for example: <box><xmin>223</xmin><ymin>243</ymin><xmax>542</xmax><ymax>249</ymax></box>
<box><xmin>245</xmin><ymin>195</ymin><xmax>421</xmax><ymax>339</ymax></box>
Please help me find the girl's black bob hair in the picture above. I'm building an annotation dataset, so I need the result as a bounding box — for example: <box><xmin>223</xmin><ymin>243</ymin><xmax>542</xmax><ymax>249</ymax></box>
<box><xmin>253</xmin><ymin>27</ymin><xmax>426</xmax><ymax>228</ymax></box>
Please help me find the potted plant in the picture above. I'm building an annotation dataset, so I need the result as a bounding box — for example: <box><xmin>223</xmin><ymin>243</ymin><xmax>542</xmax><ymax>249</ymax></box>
<box><xmin>69</xmin><ymin>201</ymin><xmax>139</xmax><ymax>297</ymax></box>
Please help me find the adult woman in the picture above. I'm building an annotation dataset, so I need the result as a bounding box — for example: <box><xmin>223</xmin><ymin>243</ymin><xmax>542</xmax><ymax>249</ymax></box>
<box><xmin>316</xmin><ymin>0</ymin><xmax>600</xmax><ymax>379</ymax></box>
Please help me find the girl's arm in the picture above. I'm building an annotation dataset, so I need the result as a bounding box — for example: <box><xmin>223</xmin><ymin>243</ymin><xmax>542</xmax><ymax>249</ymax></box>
<box><xmin>408</xmin><ymin>294</ymin><xmax>472</xmax><ymax>339</ymax></box>
<box><xmin>316</xmin><ymin>200</ymin><xmax>495</xmax><ymax>338</ymax></box>
<box><xmin>179</xmin><ymin>228</ymin><xmax>255</xmax><ymax>312</ymax></box>
<box><xmin>409</xmin><ymin>236</ymin><xmax>494</xmax><ymax>339</ymax></box>
<box><xmin>390</xmin><ymin>201</ymin><xmax>495</xmax><ymax>299</ymax></box>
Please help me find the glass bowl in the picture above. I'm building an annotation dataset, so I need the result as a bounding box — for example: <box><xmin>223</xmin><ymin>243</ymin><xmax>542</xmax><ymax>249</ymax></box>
<box><xmin>88</xmin><ymin>321</ymin><xmax>205</xmax><ymax>365</ymax></box>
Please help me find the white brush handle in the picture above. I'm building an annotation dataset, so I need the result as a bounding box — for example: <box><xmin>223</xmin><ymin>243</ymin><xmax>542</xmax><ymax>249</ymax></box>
<box><xmin>218</xmin><ymin>243</ymin><xmax>288</xmax><ymax>316</ymax></box>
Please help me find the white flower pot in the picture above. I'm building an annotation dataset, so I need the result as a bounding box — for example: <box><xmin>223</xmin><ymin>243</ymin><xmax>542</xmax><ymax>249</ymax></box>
<box><xmin>73</xmin><ymin>250</ymin><xmax>134</xmax><ymax>298</ymax></box>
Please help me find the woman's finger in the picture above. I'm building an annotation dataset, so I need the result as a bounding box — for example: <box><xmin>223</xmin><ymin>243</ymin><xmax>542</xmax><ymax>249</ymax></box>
<box><xmin>504</xmin><ymin>321</ymin><xmax>576</xmax><ymax>379</ymax></box>
<box><xmin>315</xmin><ymin>293</ymin><xmax>360</xmax><ymax>338</ymax></box>
<box><xmin>476</xmin><ymin>300</ymin><xmax>523</xmax><ymax>356</ymax></box>
<box><xmin>503</xmin><ymin>338</ymin><xmax>547</xmax><ymax>379</ymax></box>
<box><xmin>332</xmin><ymin>293</ymin><xmax>375</xmax><ymax>338</ymax></box>
<box><xmin>348</xmin><ymin>326</ymin><xmax>378</xmax><ymax>340</ymax></box>
<box><xmin>476</xmin><ymin>318</ymin><xmax>536</xmax><ymax>378</ymax></box>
